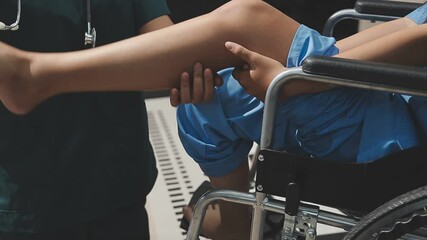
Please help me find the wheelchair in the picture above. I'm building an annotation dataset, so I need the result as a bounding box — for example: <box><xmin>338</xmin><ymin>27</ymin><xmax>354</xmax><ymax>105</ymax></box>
<box><xmin>186</xmin><ymin>1</ymin><xmax>427</xmax><ymax>239</ymax></box>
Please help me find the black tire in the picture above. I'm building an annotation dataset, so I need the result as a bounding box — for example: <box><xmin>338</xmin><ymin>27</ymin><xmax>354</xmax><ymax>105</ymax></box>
<box><xmin>344</xmin><ymin>185</ymin><xmax>427</xmax><ymax>240</ymax></box>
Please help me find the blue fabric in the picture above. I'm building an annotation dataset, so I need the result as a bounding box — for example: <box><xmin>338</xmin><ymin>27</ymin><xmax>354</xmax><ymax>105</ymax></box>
<box><xmin>178</xmin><ymin>71</ymin><xmax>419</xmax><ymax>176</ymax></box>
<box><xmin>177</xmin><ymin>24</ymin><xmax>421</xmax><ymax>177</ymax></box>
<box><xmin>408</xmin><ymin>96</ymin><xmax>427</xmax><ymax>142</ymax></box>
<box><xmin>402</xmin><ymin>3</ymin><xmax>427</xmax><ymax>142</ymax></box>
<box><xmin>178</xmin><ymin>68</ymin><xmax>261</xmax><ymax>176</ymax></box>
<box><xmin>356</xmin><ymin>94</ymin><xmax>418</xmax><ymax>162</ymax></box>
<box><xmin>406</xmin><ymin>3</ymin><xmax>427</xmax><ymax>25</ymax></box>
<box><xmin>177</xmin><ymin>25</ymin><xmax>341</xmax><ymax>176</ymax></box>
<box><xmin>287</xmin><ymin>25</ymin><xmax>339</xmax><ymax>67</ymax></box>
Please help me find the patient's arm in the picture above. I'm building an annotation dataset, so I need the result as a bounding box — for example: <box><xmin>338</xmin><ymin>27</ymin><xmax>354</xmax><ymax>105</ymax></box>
<box><xmin>227</xmin><ymin>23</ymin><xmax>427</xmax><ymax>101</ymax></box>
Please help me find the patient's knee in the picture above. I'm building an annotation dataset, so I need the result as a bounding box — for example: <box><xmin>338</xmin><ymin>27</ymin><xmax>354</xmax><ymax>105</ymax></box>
<box><xmin>212</xmin><ymin>0</ymin><xmax>274</xmax><ymax>27</ymax></box>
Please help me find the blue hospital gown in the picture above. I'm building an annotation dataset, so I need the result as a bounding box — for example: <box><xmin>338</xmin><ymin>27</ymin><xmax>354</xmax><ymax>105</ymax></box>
<box><xmin>177</xmin><ymin>4</ymin><xmax>427</xmax><ymax>177</ymax></box>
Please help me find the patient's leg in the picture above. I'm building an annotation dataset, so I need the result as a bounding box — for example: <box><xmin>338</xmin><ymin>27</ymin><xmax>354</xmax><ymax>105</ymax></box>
<box><xmin>0</xmin><ymin>0</ymin><xmax>299</xmax><ymax>114</ymax></box>
<box><xmin>183</xmin><ymin>161</ymin><xmax>250</xmax><ymax>240</ymax></box>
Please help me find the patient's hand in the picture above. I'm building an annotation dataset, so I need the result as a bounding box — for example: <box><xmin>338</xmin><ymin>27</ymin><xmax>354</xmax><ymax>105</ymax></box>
<box><xmin>170</xmin><ymin>62</ymin><xmax>222</xmax><ymax>107</ymax></box>
<box><xmin>225</xmin><ymin>41</ymin><xmax>286</xmax><ymax>101</ymax></box>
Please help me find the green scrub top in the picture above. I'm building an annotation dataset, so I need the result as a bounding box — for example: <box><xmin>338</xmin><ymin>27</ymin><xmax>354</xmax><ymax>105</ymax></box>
<box><xmin>0</xmin><ymin>0</ymin><xmax>170</xmax><ymax>233</ymax></box>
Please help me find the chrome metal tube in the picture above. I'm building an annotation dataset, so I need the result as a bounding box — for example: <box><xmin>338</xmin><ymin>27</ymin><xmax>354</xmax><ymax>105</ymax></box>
<box><xmin>322</xmin><ymin>9</ymin><xmax>398</xmax><ymax>36</ymax></box>
<box><xmin>186</xmin><ymin>190</ymin><xmax>256</xmax><ymax>240</ymax></box>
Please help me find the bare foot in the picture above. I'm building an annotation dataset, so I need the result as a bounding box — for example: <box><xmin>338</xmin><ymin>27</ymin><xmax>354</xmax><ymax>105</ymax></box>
<box><xmin>0</xmin><ymin>42</ymin><xmax>46</xmax><ymax>115</ymax></box>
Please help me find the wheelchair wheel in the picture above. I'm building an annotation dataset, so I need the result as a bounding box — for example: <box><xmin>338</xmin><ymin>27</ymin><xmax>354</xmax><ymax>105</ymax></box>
<box><xmin>344</xmin><ymin>185</ymin><xmax>427</xmax><ymax>240</ymax></box>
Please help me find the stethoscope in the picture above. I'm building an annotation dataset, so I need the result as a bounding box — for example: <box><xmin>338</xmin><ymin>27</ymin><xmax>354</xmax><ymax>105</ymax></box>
<box><xmin>0</xmin><ymin>0</ymin><xmax>97</xmax><ymax>48</ymax></box>
<box><xmin>0</xmin><ymin>0</ymin><xmax>20</xmax><ymax>31</ymax></box>
<box><xmin>84</xmin><ymin>0</ymin><xmax>96</xmax><ymax>48</ymax></box>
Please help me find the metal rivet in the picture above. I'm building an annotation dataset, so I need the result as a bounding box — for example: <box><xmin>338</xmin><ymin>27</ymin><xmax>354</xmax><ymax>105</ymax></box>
<box><xmin>256</xmin><ymin>185</ymin><xmax>263</xmax><ymax>191</ymax></box>
<box><xmin>258</xmin><ymin>155</ymin><xmax>264</xmax><ymax>161</ymax></box>
<box><xmin>307</xmin><ymin>228</ymin><xmax>316</xmax><ymax>239</ymax></box>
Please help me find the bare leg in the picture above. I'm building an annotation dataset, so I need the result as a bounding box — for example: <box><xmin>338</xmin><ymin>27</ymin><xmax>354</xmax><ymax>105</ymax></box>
<box><xmin>183</xmin><ymin>160</ymin><xmax>250</xmax><ymax>240</ymax></box>
<box><xmin>1</xmin><ymin>2</ymin><xmax>424</xmax><ymax>114</ymax></box>
<box><xmin>337</xmin><ymin>23</ymin><xmax>427</xmax><ymax>64</ymax></box>
<box><xmin>336</xmin><ymin>17</ymin><xmax>418</xmax><ymax>52</ymax></box>
<box><xmin>0</xmin><ymin>0</ymin><xmax>299</xmax><ymax>114</ymax></box>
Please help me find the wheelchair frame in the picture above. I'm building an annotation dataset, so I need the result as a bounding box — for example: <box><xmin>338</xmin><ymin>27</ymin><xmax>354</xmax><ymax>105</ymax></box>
<box><xmin>185</xmin><ymin>1</ymin><xmax>427</xmax><ymax>239</ymax></box>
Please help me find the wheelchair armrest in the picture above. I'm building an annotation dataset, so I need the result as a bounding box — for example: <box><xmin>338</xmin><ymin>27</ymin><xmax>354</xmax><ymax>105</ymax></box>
<box><xmin>355</xmin><ymin>0</ymin><xmax>422</xmax><ymax>17</ymax></box>
<box><xmin>322</xmin><ymin>0</ymin><xmax>422</xmax><ymax>36</ymax></box>
<box><xmin>302</xmin><ymin>56</ymin><xmax>427</xmax><ymax>96</ymax></box>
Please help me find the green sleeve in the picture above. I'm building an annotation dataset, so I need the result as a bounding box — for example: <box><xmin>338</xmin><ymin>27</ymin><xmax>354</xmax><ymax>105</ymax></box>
<box><xmin>133</xmin><ymin>0</ymin><xmax>171</xmax><ymax>27</ymax></box>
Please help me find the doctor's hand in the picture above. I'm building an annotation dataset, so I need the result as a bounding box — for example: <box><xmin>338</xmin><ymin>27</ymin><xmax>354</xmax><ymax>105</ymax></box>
<box><xmin>170</xmin><ymin>62</ymin><xmax>222</xmax><ymax>107</ymax></box>
<box><xmin>225</xmin><ymin>41</ymin><xmax>286</xmax><ymax>102</ymax></box>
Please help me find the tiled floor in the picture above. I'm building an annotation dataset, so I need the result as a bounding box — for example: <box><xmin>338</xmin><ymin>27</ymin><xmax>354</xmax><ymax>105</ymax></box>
<box><xmin>145</xmin><ymin>97</ymin><xmax>345</xmax><ymax>239</ymax></box>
